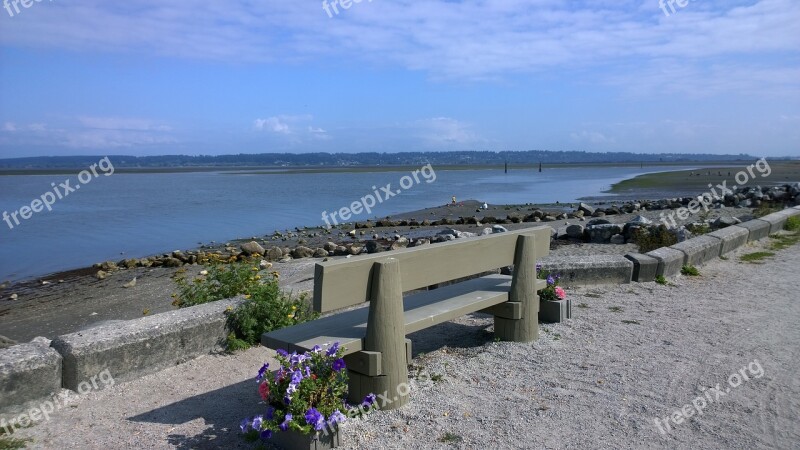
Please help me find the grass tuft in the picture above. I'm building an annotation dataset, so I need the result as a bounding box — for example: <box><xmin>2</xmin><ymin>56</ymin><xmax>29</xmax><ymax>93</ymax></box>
<box><xmin>681</xmin><ymin>265</ymin><xmax>700</xmax><ymax>276</ymax></box>
<box><xmin>655</xmin><ymin>275</ymin><xmax>668</xmax><ymax>285</ymax></box>
<box><xmin>740</xmin><ymin>251</ymin><xmax>775</xmax><ymax>263</ymax></box>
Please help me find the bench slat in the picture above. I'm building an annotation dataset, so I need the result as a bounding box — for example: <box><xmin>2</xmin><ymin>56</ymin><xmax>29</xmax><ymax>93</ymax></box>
<box><xmin>314</xmin><ymin>226</ymin><xmax>551</xmax><ymax>312</ymax></box>
<box><xmin>264</xmin><ymin>274</ymin><xmax>546</xmax><ymax>355</ymax></box>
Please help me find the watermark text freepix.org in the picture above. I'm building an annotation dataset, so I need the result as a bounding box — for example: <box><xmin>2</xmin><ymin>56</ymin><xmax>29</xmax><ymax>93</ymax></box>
<box><xmin>321</xmin><ymin>163</ymin><xmax>436</xmax><ymax>229</ymax></box>
<box><xmin>653</xmin><ymin>360</ymin><xmax>764</xmax><ymax>434</ymax></box>
<box><xmin>2</xmin><ymin>156</ymin><xmax>115</xmax><ymax>231</ymax></box>
<box><xmin>1</xmin><ymin>369</ymin><xmax>115</xmax><ymax>435</ymax></box>
<box><xmin>658</xmin><ymin>157</ymin><xmax>771</xmax><ymax>228</ymax></box>
<box><xmin>3</xmin><ymin>0</ymin><xmax>52</xmax><ymax>18</ymax></box>
<box><xmin>659</xmin><ymin>0</ymin><xmax>694</xmax><ymax>17</ymax></box>
<box><xmin>322</xmin><ymin>0</ymin><xmax>372</xmax><ymax>18</ymax></box>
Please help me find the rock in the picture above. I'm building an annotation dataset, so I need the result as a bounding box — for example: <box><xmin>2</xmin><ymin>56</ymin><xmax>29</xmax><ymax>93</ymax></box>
<box><xmin>348</xmin><ymin>230</ymin><xmax>357</xmax><ymax>237</ymax></box>
<box><xmin>9</xmin><ymin>293</ymin><xmax>18</xmax><ymax>300</ymax></box>
<box><xmin>592</xmin><ymin>211</ymin><xmax>606</xmax><ymax>217</ymax></box>
<box><xmin>259</xmin><ymin>260</ymin><xmax>272</xmax><ymax>270</ymax></box>
<box><xmin>120</xmin><ymin>258</ymin><xmax>139</xmax><ymax>269</ymax></box>
<box><xmin>123</xmin><ymin>277</ymin><xmax>137</xmax><ymax>288</ymax></box>
<box><xmin>713</xmin><ymin>216</ymin><xmax>738</xmax><ymax>229</ymax></box>
<box><xmin>95</xmin><ymin>270</ymin><xmax>108</xmax><ymax>280</ymax></box>
<box><xmin>411</xmin><ymin>238</ymin><xmax>430</xmax><ymax>247</ymax></box>
<box><xmin>366</xmin><ymin>241</ymin><xmax>383</xmax><ymax>254</ymax></box>
<box><xmin>29</xmin><ymin>336</ymin><xmax>51</xmax><ymax>348</ymax></box>
<box><xmin>348</xmin><ymin>245</ymin><xmax>363</xmax><ymax>255</ymax></box>
<box><xmin>266</xmin><ymin>247</ymin><xmax>284</xmax><ymax>261</ymax></box>
<box><xmin>566</xmin><ymin>224</ymin><xmax>585</xmax><ymax>239</ymax></box>
<box><xmin>795</xmin><ymin>193</ymin><xmax>800</xmax><ymax>205</ymax></box>
<box><xmin>291</xmin><ymin>246</ymin><xmax>315</xmax><ymax>259</ymax></box>
<box><xmin>313</xmin><ymin>248</ymin><xmax>329</xmax><ymax>258</ymax></box>
<box><xmin>323</xmin><ymin>242</ymin><xmax>338</xmax><ymax>252</ymax></box>
<box><xmin>241</xmin><ymin>241</ymin><xmax>266</xmax><ymax>256</ymax></box>
<box><xmin>586</xmin><ymin>218</ymin><xmax>611</xmax><ymax>226</ymax></box>
<box><xmin>578</xmin><ymin>202</ymin><xmax>595</xmax><ymax>215</ymax></box>
<box><xmin>610</xmin><ymin>234</ymin><xmax>626</xmax><ymax>245</ymax></box>
<box><xmin>390</xmin><ymin>237</ymin><xmax>409</xmax><ymax>250</ymax></box>
<box><xmin>492</xmin><ymin>225</ymin><xmax>508</xmax><ymax>234</ymax></box>
<box><xmin>163</xmin><ymin>257</ymin><xmax>183</xmax><ymax>268</ymax></box>
<box><xmin>0</xmin><ymin>334</ymin><xmax>17</xmax><ymax>350</ymax></box>
<box><xmin>628</xmin><ymin>215</ymin><xmax>652</xmax><ymax>225</ymax></box>
<box><xmin>586</xmin><ymin>224</ymin><xmax>623</xmax><ymax>243</ymax></box>
<box><xmin>99</xmin><ymin>261</ymin><xmax>118</xmax><ymax>272</ymax></box>
<box><xmin>481</xmin><ymin>228</ymin><xmax>493</xmax><ymax>236</ymax></box>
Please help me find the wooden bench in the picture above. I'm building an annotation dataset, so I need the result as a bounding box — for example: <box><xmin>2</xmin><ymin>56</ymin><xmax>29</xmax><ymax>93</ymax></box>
<box><xmin>262</xmin><ymin>226</ymin><xmax>550</xmax><ymax>409</ymax></box>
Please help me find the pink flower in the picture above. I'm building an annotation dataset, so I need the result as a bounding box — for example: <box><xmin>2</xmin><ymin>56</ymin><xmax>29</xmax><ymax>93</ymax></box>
<box><xmin>555</xmin><ymin>286</ymin><xmax>566</xmax><ymax>300</ymax></box>
<box><xmin>259</xmin><ymin>381</ymin><xmax>270</xmax><ymax>401</ymax></box>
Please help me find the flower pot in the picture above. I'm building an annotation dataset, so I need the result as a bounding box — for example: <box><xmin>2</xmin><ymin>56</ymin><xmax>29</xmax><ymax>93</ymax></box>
<box><xmin>269</xmin><ymin>427</ymin><xmax>341</xmax><ymax>450</ymax></box>
<box><xmin>539</xmin><ymin>299</ymin><xmax>571</xmax><ymax>323</ymax></box>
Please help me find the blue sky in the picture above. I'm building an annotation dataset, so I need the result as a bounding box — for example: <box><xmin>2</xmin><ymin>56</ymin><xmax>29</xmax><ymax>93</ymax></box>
<box><xmin>0</xmin><ymin>0</ymin><xmax>798</xmax><ymax>158</ymax></box>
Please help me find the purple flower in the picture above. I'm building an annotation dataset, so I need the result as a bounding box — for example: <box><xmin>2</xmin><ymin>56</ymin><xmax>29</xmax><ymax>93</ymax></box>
<box><xmin>256</xmin><ymin>363</ymin><xmax>269</xmax><ymax>382</ymax></box>
<box><xmin>284</xmin><ymin>395</ymin><xmax>292</xmax><ymax>405</ymax></box>
<box><xmin>260</xmin><ymin>429</ymin><xmax>273</xmax><ymax>440</ymax></box>
<box><xmin>362</xmin><ymin>393</ymin><xmax>377</xmax><ymax>407</ymax></box>
<box><xmin>240</xmin><ymin>417</ymin><xmax>251</xmax><ymax>433</ymax></box>
<box><xmin>328</xmin><ymin>410</ymin><xmax>346</xmax><ymax>425</ymax></box>
<box><xmin>265</xmin><ymin>406</ymin><xmax>275</xmax><ymax>421</ymax></box>
<box><xmin>291</xmin><ymin>370</ymin><xmax>303</xmax><ymax>384</ymax></box>
<box><xmin>546</xmin><ymin>275</ymin><xmax>555</xmax><ymax>286</ymax></box>
<box><xmin>536</xmin><ymin>263</ymin><xmax>542</xmax><ymax>273</ymax></box>
<box><xmin>279</xmin><ymin>413</ymin><xmax>293</xmax><ymax>431</ymax></box>
<box><xmin>304</xmin><ymin>408</ymin><xmax>325</xmax><ymax>431</ymax></box>
<box><xmin>326</xmin><ymin>342</ymin><xmax>340</xmax><ymax>357</ymax></box>
<box><xmin>332</xmin><ymin>358</ymin><xmax>346</xmax><ymax>372</ymax></box>
<box><xmin>276</xmin><ymin>348</ymin><xmax>289</xmax><ymax>358</ymax></box>
<box><xmin>251</xmin><ymin>415</ymin><xmax>263</xmax><ymax>430</ymax></box>
<box><xmin>311</xmin><ymin>345</ymin><xmax>322</xmax><ymax>353</ymax></box>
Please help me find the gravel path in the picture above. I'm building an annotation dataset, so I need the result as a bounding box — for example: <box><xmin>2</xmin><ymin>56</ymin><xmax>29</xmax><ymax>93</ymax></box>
<box><xmin>7</xmin><ymin>233</ymin><xmax>799</xmax><ymax>449</ymax></box>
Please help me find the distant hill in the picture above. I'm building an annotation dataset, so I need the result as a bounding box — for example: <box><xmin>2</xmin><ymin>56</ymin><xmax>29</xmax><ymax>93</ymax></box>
<box><xmin>0</xmin><ymin>150</ymin><xmax>760</xmax><ymax>170</ymax></box>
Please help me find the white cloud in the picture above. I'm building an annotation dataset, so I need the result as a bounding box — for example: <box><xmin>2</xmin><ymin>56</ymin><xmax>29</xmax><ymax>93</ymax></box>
<box><xmin>2</xmin><ymin>122</ymin><xmax>16</xmax><ymax>132</ymax></box>
<box><xmin>415</xmin><ymin>117</ymin><xmax>483</xmax><ymax>147</ymax></box>
<box><xmin>570</xmin><ymin>131</ymin><xmax>616</xmax><ymax>146</ymax></box>
<box><xmin>254</xmin><ymin>117</ymin><xmax>291</xmax><ymax>134</ymax></box>
<box><xmin>78</xmin><ymin>116</ymin><xmax>172</xmax><ymax>132</ymax></box>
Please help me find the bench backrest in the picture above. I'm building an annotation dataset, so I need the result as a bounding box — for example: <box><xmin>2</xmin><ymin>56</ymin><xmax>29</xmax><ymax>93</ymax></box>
<box><xmin>313</xmin><ymin>226</ymin><xmax>550</xmax><ymax>313</ymax></box>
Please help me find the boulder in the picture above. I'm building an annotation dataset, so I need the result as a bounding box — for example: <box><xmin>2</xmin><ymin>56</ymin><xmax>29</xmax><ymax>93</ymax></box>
<box><xmin>323</xmin><ymin>242</ymin><xmax>338</xmax><ymax>252</ymax></box>
<box><xmin>95</xmin><ymin>270</ymin><xmax>108</xmax><ymax>280</ymax></box>
<box><xmin>628</xmin><ymin>215</ymin><xmax>652</xmax><ymax>225</ymax></box>
<box><xmin>240</xmin><ymin>241</ymin><xmax>265</xmax><ymax>256</ymax></box>
<box><xmin>365</xmin><ymin>241</ymin><xmax>383</xmax><ymax>254</ymax></box>
<box><xmin>586</xmin><ymin>224</ymin><xmax>623</xmax><ymax>243</ymax></box>
<box><xmin>713</xmin><ymin>216</ymin><xmax>739</xmax><ymax>229</ymax></box>
<box><xmin>163</xmin><ymin>257</ymin><xmax>183</xmax><ymax>268</ymax></box>
<box><xmin>291</xmin><ymin>246</ymin><xmax>315</xmax><ymax>259</ymax></box>
<box><xmin>492</xmin><ymin>225</ymin><xmax>508</xmax><ymax>233</ymax></box>
<box><xmin>0</xmin><ymin>334</ymin><xmax>17</xmax><ymax>350</ymax></box>
<box><xmin>586</xmin><ymin>218</ymin><xmax>611</xmax><ymax>226</ymax></box>
<box><xmin>313</xmin><ymin>248</ymin><xmax>329</xmax><ymax>258</ymax></box>
<box><xmin>348</xmin><ymin>245</ymin><xmax>363</xmax><ymax>255</ymax></box>
<box><xmin>578</xmin><ymin>202</ymin><xmax>595</xmax><ymax>216</ymax></box>
<box><xmin>390</xmin><ymin>237</ymin><xmax>409</xmax><ymax>250</ymax></box>
<box><xmin>610</xmin><ymin>234</ymin><xmax>626</xmax><ymax>245</ymax></box>
<box><xmin>266</xmin><ymin>247</ymin><xmax>284</xmax><ymax>261</ymax></box>
<box><xmin>566</xmin><ymin>224</ymin><xmax>584</xmax><ymax>239</ymax></box>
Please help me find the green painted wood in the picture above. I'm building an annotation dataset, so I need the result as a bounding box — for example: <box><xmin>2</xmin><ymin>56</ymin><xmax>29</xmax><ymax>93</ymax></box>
<box><xmin>364</xmin><ymin>258</ymin><xmax>409</xmax><ymax>409</ymax></box>
<box><xmin>313</xmin><ymin>226</ymin><xmax>551</xmax><ymax>312</ymax></box>
<box><xmin>344</xmin><ymin>351</ymin><xmax>382</xmax><ymax>377</ymax></box>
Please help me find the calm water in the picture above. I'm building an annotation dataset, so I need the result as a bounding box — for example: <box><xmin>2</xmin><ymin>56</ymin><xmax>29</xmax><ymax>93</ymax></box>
<box><xmin>0</xmin><ymin>166</ymin><xmax>690</xmax><ymax>281</ymax></box>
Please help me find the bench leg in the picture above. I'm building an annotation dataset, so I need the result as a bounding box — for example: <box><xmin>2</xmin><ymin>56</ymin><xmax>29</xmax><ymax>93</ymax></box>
<box><xmin>494</xmin><ymin>234</ymin><xmax>540</xmax><ymax>342</ymax></box>
<box><xmin>349</xmin><ymin>258</ymin><xmax>409</xmax><ymax>410</ymax></box>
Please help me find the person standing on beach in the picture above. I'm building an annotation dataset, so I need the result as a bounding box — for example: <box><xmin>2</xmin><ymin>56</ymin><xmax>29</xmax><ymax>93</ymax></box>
<box><xmin>451</xmin><ymin>196</ymin><xmax>457</xmax><ymax>205</ymax></box>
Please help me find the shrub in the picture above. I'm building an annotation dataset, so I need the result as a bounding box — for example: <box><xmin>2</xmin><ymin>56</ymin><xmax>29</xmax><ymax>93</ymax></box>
<box><xmin>655</xmin><ymin>275</ymin><xmax>668</xmax><ymax>285</ymax></box>
<box><xmin>173</xmin><ymin>260</ymin><xmax>318</xmax><ymax>350</ymax></box>
<box><xmin>785</xmin><ymin>216</ymin><xmax>800</xmax><ymax>232</ymax></box>
<box><xmin>752</xmin><ymin>203</ymin><xmax>781</xmax><ymax>218</ymax></box>
<box><xmin>634</xmin><ymin>225</ymin><xmax>678</xmax><ymax>253</ymax></box>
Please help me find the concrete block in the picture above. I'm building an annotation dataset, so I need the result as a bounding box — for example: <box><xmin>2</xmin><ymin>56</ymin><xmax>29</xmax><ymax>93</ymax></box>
<box><xmin>707</xmin><ymin>226</ymin><xmax>749</xmax><ymax>256</ymax></box>
<box><xmin>538</xmin><ymin>255</ymin><xmax>632</xmax><ymax>286</ymax></box>
<box><xmin>646</xmin><ymin>247</ymin><xmax>685</xmax><ymax>278</ymax></box>
<box><xmin>539</xmin><ymin>299</ymin><xmax>571</xmax><ymax>323</ymax></box>
<box><xmin>51</xmin><ymin>297</ymin><xmax>243</xmax><ymax>391</ymax></box>
<box><xmin>737</xmin><ymin>219</ymin><xmax>771</xmax><ymax>242</ymax></box>
<box><xmin>0</xmin><ymin>341</ymin><xmax>62</xmax><ymax>414</ymax></box>
<box><xmin>757</xmin><ymin>212</ymin><xmax>788</xmax><ymax>234</ymax></box>
<box><xmin>624</xmin><ymin>253</ymin><xmax>659</xmax><ymax>282</ymax></box>
<box><xmin>670</xmin><ymin>235</ymin><xmax>723</xmax><ymax>266</ymax></box>
<box><xmin>782</xmin><ymin>208</ymin><xmax>800</xmax><ymax>218</ymax></box>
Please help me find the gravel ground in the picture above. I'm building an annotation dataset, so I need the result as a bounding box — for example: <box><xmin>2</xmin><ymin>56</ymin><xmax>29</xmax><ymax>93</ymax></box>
<box><xmin>6</xmin><ymin>231</ymin><xmax>799</xmax><ymax>449</ymax></box>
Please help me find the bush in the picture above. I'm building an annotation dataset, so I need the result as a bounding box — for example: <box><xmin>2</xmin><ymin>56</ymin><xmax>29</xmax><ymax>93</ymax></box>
<box><xmin>785</xmin><ymin>216</ymin><xmax>800</xmax><ymax>232</ymax></box>
<box><xmin>655</xmin><ymin>275</ymin><xmax>668</xmax><ymax>285</ymax></box>
<box><xmin>634</xmin><ymin>225</ymin><xmax>678</xmax><ymax>253</ymax></box>
<box><xmin>173</xmin><ymin>260</ymin><xmax>318</xmax><ymax>350</ymax></box>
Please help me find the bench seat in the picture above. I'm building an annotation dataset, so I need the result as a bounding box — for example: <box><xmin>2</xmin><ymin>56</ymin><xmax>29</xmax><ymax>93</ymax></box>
<box><xmin>263</xmin><ymin>274</ymin><xmax>547</xmax><ymax>356</ymax></box>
